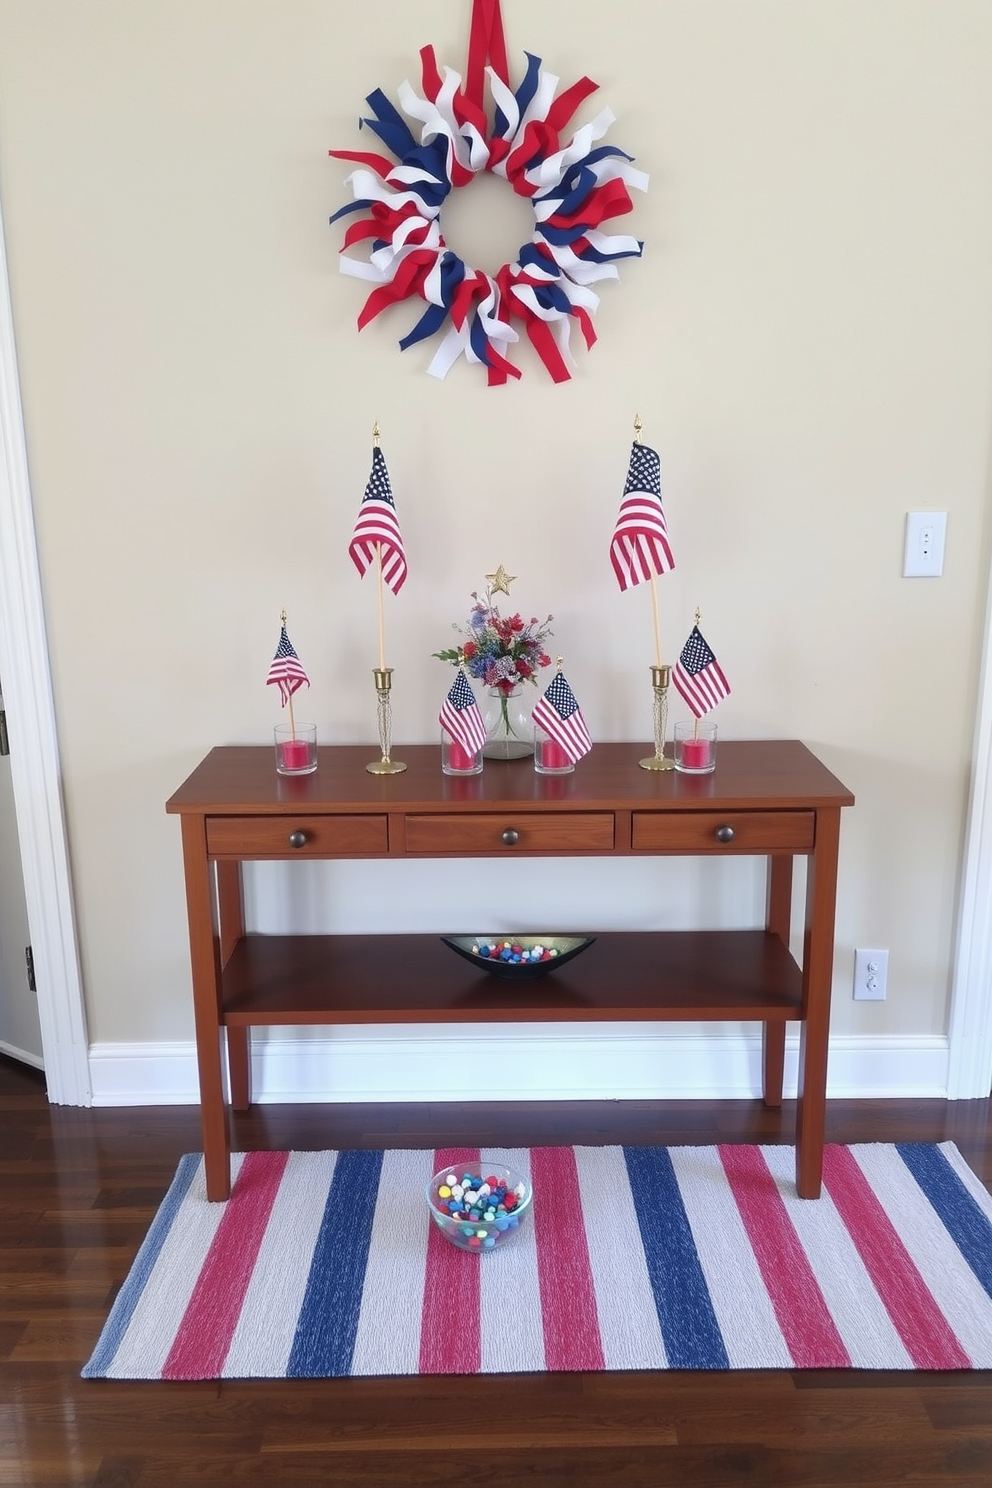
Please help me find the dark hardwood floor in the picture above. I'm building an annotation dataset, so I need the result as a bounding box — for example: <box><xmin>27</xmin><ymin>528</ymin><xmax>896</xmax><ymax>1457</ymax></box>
<box><xmin>2</xmin><ymin>1052</ymin><xmax>991</xmax><ymax>1488</ymax></box>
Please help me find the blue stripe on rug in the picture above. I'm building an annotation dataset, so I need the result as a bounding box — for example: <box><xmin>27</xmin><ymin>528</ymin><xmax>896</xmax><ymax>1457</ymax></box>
<box><xmin>81</xmin><ymin>1151</ymin><xmax>201</xmax><ymax>1378</ymax></box>
<box><xmin>623</xmin><ymin>1146</ymin><xmax>730</xmax><ymax>1370</ymax></box>
<box><xmin>287</xmin><ymin>1148</ymin><xmax>384</xmax><ymax>1377</ymax></box>
<box><xmin>896</xmin><ymin>1142</ymin><xmax>992</xmax><ymax>1301</ymax></box>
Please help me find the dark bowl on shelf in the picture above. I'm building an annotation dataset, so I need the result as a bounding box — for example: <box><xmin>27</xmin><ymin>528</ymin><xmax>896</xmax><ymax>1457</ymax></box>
<box><xmin>441</xmin><ymin>934</ymin><xmax>595</xmax><ymax>979</ymax></box>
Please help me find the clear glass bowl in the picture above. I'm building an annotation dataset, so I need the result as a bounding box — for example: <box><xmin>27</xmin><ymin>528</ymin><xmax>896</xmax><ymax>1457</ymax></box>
<box><xmin>426</xmin><ymin>1161</ymin><xmax>533</xmax><ymax>1252</ymax></box>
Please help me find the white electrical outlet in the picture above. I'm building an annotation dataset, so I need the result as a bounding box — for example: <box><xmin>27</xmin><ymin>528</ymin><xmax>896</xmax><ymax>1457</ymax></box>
<box><xmin>903</xmin><ymin>512</ymin><xmax>946</xmax><ymax>577</ymax></box>
<box><xmin>854</xmin><ymin>947</ymin><xmax>888</xmax><ymax>1000</ymax></box>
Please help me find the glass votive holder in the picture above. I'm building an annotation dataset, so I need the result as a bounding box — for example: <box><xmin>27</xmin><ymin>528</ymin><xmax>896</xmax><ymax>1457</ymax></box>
<box><xmin>534</xmin><ymin>726</ymin><xmax>574</xmax><ymax>774</ymax></box>
<box><xmin>674</xmin><ymin>719</ymin><xmax>717</xmax><ymax>774</ymax></box>
<box><xmin>441</xmin><ymin>736</ymin><xmax>483</xmax><ymax>776</ymax></box>
<box><xmin>274</xmin><ymin>722</ymin><xmax>317</xmax><ymax>775</ymax></box>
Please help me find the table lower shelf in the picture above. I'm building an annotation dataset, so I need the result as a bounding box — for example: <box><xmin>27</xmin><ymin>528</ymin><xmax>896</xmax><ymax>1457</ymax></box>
<box><xmin>220</xmin><ymin>929</ymin><xmax>803</xmax><ymax>1026</ymax></box>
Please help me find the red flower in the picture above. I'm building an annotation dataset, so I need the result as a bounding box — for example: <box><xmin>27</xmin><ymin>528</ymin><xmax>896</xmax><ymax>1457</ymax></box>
<box><xmin>463</xmin><ymin>641</ymin><xmax>477</xmax><ymax>659</ymax></box>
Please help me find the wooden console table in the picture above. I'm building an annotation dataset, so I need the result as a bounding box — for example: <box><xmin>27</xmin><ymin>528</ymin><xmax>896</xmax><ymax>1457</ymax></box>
<box><xmin>166</xmin><ymin>740</ymin><xmax>854</xmax><ymax>1201</ymax></box>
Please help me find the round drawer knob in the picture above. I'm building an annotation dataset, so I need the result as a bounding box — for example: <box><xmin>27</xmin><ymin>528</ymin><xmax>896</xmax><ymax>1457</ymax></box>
<box><xmin>288</xmin><ymin>830</ymin><xmax>308</xmax><ymax>849</ymax></box>
<box><xmin>715</xmin><ymin>824</ymin><xmax>735</xmax><ymax>843</ymax></box>
<box><xmin>501</xmin><ymin>827</ymin><xmax>519</xmax><ymax>847</ymax></box>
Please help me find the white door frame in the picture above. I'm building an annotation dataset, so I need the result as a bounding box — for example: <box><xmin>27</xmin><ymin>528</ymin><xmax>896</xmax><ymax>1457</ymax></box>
<box><xmin>947</xmin><ymin>546</ymin><xmax>992</xmax><ymax>1098</ymax></box>
<box><xmin>0</xmin><ymin>189</ymin><xmax>89</xmax><ymax>1105</ymax></box>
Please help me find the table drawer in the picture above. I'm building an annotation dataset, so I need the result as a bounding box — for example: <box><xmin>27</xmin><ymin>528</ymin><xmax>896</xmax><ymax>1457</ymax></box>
<box><xmin>206</xmin><ymin>814</ymin><xmax>388</xmax><ymax>858</ymax></box>
<box><xmin>403</xmin><ymin>812</ymin><xmax>615</xmax><ymax>855</ymax></box>
<box><xmin>631</xmin><ymin>810</ymin><xmax>815</xmax><ymax>853</ymax></box>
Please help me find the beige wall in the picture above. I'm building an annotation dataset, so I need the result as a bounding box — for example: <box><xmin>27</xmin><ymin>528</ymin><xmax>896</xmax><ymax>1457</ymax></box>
<box><xmin>0</xmin><ymin>1</ymin><xmax>991</xmax><ymax>1054</ymax></box>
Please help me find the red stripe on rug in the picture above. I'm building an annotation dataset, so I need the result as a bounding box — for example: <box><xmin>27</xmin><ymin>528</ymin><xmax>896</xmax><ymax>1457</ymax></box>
<box><xmin>162</xmin><ymin>1149</ymin><xmax>289</xmax><ymax>1379</ymax></box>
<box><xmin>822</xmin><ymin>1145</ymin><xmax>971</xmax><ymax>1368</ymax></box>
<box><xmin>720</xmin><ymin>1145</ymin><xmax>851</xmax><ymax>1367</ymax></box>
<box><xmin>531</xmin><ymin>1147</ymin><xmax>605</xmax><ymax>1370</ymax></box>
<box><xmin>418</xmin><ymin>1147</ymin><xmax>481</xmax><ymax>1374</ymax></box>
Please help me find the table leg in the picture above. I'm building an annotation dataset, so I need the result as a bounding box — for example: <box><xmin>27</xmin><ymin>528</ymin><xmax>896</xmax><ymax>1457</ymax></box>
<box><xmin>216</xmin><ymin>860</ymin><xmax>244</xmax><ymax>965</ymax></box>
<box><xmin>762</xmin><ymin>1023</ymin><xmax>785</xmax><ymax>1108</ymax></box>
<box><xmin>227</xmin><ymin>1026</ymin><xmax>251</xmax><ymax>1111</ymax></box>
<box><xmin>180</xmin><ymin>815</ymin><xmax>231</xmax><ymax>1201</ymax></box>
<box><xmin>763</xmin><ymin>854</ymin><xmax>794</xmax><ymax>1108</ymax></box>
<box><xmin>215</xmin><ymin>861</ymin><xmax>250</xmax><ymax>1111</ymax></box>
<box><xmin>795</xmin><ymin>809</ymin><xmax>842</xmax><ymax>1199</ymax></box>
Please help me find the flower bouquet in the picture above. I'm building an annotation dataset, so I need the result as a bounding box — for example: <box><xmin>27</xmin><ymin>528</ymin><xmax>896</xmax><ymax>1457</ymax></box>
<box><xmin>434</xmin><ymin>586</ymin><xmax>554</xmax><ymax>757</ymax></box>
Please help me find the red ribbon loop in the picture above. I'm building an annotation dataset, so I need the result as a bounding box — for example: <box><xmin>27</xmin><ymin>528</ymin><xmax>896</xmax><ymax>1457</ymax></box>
<box><xmin>466</xmin><ymin>0</ymin><xmax>510</xmax><ymax>110</ymax></box>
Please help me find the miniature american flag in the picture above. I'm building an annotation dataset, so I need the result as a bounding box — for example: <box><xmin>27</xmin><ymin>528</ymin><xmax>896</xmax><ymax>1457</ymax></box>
<box><xmin>349</xmin><ymin>445</ymin><xmax>408</xmax><ymax>595</ymax></box>
<box><xmin>672</xmin><ymin>625</ymin><xmax>730</xmax><ymax>717</ymax></box>
<box><xmin>609</xmin><ymin>442</ymin><xmax>675</xmax><ymax>592</ymax></box>
<box><xmin>266</xmin><ymin>624</ymin><xmax>310</xmax><ymax>706</ymax></box>
<box><xmin>438</xmin><ymin>670</ymin><xmax>487</xmax><ymax>757</ymax></box>
<box><xmin>532</xmin><ymin>670</ymin><xmax>593</xmax><ymax>763</ymax></box>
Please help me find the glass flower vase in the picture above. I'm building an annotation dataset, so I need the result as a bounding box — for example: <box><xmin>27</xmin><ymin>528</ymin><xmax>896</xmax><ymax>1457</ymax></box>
<box><xmin>482</xmin><ymin>686</ymin><xmax>533</xmax><ymax>759</ymax></box>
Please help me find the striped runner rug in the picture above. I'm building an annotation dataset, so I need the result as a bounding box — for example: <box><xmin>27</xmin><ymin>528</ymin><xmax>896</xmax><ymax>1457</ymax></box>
<box><xmin>83</xmin><ymin>1142</ymin><xmax>992</xmax><ymax>1379</ymax></box>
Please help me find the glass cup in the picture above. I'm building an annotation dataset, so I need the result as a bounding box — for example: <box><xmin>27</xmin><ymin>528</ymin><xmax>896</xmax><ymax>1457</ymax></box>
<box><xmin>441</xmin><ymin>735</ymin><xmax>483</xmax><ymax>776</ymax></box>
<box><xmin>274</xmin><ymin>722</ymin><xmax>317</xmax><ymax>775</ymax></box>
<box><xmin>674</xmin><ymin>719</ymin><xmax>717</xmax><ymax>774</ymax></box>
<box><xmin>534</xmin><ymin>725</ymin><xmax>574</xmax><ymax>774</ymax></box>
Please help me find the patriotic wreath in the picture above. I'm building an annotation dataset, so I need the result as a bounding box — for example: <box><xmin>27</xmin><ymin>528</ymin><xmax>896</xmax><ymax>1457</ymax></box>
<box><xmin>328</xmin><ymin>0</ymin><xmax>648</xmax><ymax>386</ymax></box>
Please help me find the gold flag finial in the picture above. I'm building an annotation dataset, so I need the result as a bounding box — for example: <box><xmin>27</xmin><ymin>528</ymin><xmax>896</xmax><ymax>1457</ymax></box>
<box><xmin>372</xmin><ymin>420</ymin><xmax>380</xmax><ymax>447</ymax></box>
<box><xmin>280</xmin><ymin>608</ymin><xmax>287</xmax><ymax>625</ymax></box>
<box><xmin>694</xmin><ymin>606</ymin><xmax>701</xmax><ymax>625</ymax></box>
<box><xmin>633</xmin><ymin>413</ymin><xmax>643</xmax><ymax>443</ymax></box>
<box><xmin>486</xmin><ymin>564</ymin><xmax>516</xmax><ymax>596</ymax></box>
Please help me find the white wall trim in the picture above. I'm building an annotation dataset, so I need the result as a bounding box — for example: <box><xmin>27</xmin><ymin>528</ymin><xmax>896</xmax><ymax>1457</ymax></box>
<box><xmin>0</xmin><ymin>1035</ymin><xmax>44</xmax><ymax>1071</ymax></box>
<box><xmin>0</xmin><ymin>186</ymin><xmax>90</xmax><ymax>1104</ymax></box>
<box><xmin>88</xmin><ymin>1030</ymin><xmax>951</xmax><ymax>1108</ymax></box>
<box><xmin>947</xmin><ymin>518</ymin><xmax>992</xmax><ymax>1098</ymax></box>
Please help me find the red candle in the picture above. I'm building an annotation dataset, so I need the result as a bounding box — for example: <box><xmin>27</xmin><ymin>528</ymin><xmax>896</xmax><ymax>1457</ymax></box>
<box><xmin>541</xmin><ymin>738</ymin><xmax>571</xmax><ymax>770</ymax></box>
<box><xmin>279</xmin><ymin>738</ymin><xmax>311</xmax><ymax>771</ymax></box>
<box><xmin>681</xmin><ymin>738</ymin><xmax>712</xmax><ymax>770</ymax></box>
<box><xmin>447</xmin><ymin>741</ymin><xmax>476</xmax><ymax>771</ymax></box>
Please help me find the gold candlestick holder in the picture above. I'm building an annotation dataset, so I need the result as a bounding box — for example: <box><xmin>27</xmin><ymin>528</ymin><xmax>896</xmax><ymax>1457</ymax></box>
<box><xmin>639</xmin><ymin>663</ymin><xmax>675</xmax><ymax>771</ymax></box>
<box><xmin>366</xmin><ymin>667</ymin><xmax>406</xmax><ymax>775</ymax></box>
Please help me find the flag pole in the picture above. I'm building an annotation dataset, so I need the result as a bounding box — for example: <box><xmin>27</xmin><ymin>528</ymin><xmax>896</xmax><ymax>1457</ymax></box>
<box><xmin>372</xmin><ymin>421</ymin><xmax>386</xmax><ymax>672</ymax></box>
<box><xmin>634</xmin><ymin>412</ymin><xmax>675</xmax><ymax>772</ymax></box>
<box><xmin>376</xmin><ymin>546</ymin><xmax>386</xmax><ymax>671</ymax></box>
<box><xmin>281</xmin><ymin>609</ymin><xmax>298</xmax><ymax>741</ymax></box>
<box><xmin>634</xmin><ymin>413</ymin><xmax>664</xmax><ymax>669</ymax></box>
<box><xmin>365</xmin><ymin>419</ymin><xmax>405</xmax><ymax>775</ymax></box>
<box><xmin>649</xmin><ymin>578</ymin><xmax>663</xmax><ymax>671</ymax></box>
<box><xmin>693</xmin><ymin>605</ymin><xmax>701</xmax><ymax>740</ymax></box>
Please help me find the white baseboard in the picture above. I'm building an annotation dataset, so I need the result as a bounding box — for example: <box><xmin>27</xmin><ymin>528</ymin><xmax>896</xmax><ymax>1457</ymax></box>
<box><xmin>87</xmin><ymin>1028</ymin><xmax>951</xmax><ymax>1107</ymax></box>
<box><xmin>0</xmin><ymin>1037</ymin><xmax>45</xmax><ymax>1071</ymax></box>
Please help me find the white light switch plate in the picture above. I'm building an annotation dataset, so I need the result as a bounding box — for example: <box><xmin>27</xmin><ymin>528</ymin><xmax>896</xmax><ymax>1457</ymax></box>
<box><xmin>903</xmin><ymin>512</ymin><xmax>946</xmax><ymax>577</ymax></box>
<box><xmin>854</xmin><ymin>947</ymin><xmax>888</xmax><ymax>1000</ymax></box>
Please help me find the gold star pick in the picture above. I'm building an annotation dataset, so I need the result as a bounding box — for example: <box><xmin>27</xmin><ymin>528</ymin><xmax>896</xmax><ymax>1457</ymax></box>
<box><xmin>486</xmin><ymin>564</ymin><xmax>516</xmax><ymax>596</ymax></box>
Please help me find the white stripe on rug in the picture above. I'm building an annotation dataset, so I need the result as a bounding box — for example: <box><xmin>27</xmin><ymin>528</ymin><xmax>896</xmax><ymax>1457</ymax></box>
<box><xmin>351</xmin><ymin>1149</ymin><xmax>435</xmax><ymax>1376</ymax></box>
<box><xmin>478</xmin><ymin>1146</ymin><xmax>546</xmax><ymax>1373</ymax></box>
<box><xmin>109</xmin><ymin>1151</ymin><xmax>246</xmax><ymax>1379</ymax></box>
<box><xmin>223</xmin><ymin>1151</ymin><xmax>339</xmax><ymax>1377</ymax></box>
<box><xmin>574</xmin><ymin>1144</ymin><xmax>669</xmax><ymax>1370</ymax></box>
<box><xmin>761</xmin><ymin>1144</ymin><xmax>913</xmax><ymax>1367</ymax></box>
<box><xmin>673</xmin><ymin>1145</ymin><xmax>795</xmax><ymax>1369</ymax></box>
